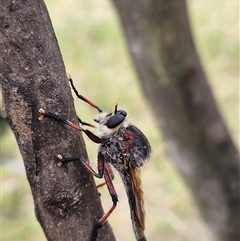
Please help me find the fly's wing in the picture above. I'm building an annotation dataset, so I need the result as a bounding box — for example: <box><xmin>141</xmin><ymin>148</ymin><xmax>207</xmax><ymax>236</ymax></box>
<box><xmin>119</xmin><ymin>166</ymin><xmax>146</xmax><ymax>241</ymax></box>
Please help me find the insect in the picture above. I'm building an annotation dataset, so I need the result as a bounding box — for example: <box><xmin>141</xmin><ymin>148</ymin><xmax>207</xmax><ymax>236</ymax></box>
<box><xmin>38</xmin><ymin>75</ymin><xmax>151</xmax><ymax>241</ymax></box>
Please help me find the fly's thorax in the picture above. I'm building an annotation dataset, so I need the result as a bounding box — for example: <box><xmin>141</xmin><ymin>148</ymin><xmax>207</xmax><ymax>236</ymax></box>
<box><xmin>103</xmin><ymin>124</ymin><xmax>151</xmax><ymax>168</ymax></box>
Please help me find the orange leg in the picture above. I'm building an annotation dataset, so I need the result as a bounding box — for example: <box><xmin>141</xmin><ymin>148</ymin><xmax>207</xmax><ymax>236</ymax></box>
<box><xmin>96</xmin><ymin>163</ymin><xmax>114</xmax><ymax>188</ymax></box>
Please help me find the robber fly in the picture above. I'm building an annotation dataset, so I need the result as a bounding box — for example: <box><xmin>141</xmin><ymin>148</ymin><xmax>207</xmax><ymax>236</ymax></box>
<box><xmin>39</xmin><ymin>75</ymin><xmax>151</xmax><ymax>241</ymax></box>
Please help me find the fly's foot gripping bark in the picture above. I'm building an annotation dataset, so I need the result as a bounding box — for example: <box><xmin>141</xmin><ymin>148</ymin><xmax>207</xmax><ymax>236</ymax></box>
<box><xmin>57</xmin><ymin>154</ymin><xmax>63</xmax><ymax>167</ymax></box>
<box><xmin>38</xmin><ymin>108</ymin><xmax>45</xmax><ymax>121</ymax></box>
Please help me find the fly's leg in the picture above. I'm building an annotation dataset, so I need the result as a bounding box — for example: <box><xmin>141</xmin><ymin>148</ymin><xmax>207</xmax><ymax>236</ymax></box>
<box><xmin>98</xmin><ymin>165</ymin><xmax>118</xmax><ymax>225</ymax></box>
<box><xmin>92</xmin><ymin>160</ymin><xmax>118</xmax><ymax>241</ymax></box>
<box><xmin>57</xmin><ymin>152</ymin><xmax>104</xmax><ymax>178</ymax></box>
<box><xmin>68</xmin><ymin>74</ymin><xmax>102</xmax><ymax>113</ymax></box>
<box><xmin>39</xmin><ymin>108</ymin><xmax>101</xmax><ymax>144</ymax></box>
<box><xmin>77</xmin><ymin>117</ymin><xmax>95</xmax><ymax>128</ymax></box>
<box><xmin>96</xmin><ymin>163</ymin><xmax>114</xmax><ymax>188</ymax></box>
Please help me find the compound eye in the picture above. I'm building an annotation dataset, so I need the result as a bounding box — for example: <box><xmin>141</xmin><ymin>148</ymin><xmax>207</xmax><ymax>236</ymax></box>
<box><xmin>116</xmin><ymin>110</ymin><xmax>127</xmax><ymax>117</ymax></box>
<box><xmin>107</xmin><ymin>113</ymin><xmax>126</xmax><ymax>128</ymax></box>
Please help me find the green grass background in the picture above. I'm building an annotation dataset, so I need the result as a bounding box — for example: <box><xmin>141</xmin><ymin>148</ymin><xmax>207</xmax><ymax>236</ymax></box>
<box><xmin>1</xmin><ymin>0</ymin><xmax>239</xmax><ymax>240</ymax></box>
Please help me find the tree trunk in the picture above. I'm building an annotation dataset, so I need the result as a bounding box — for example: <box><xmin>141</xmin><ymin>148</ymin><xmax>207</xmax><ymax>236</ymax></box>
<box><xmin>111</xmin><ymin>1</ymin><xmax>240</xmax><ymax>241</ymax></box>
<box><xmin>0</xmin><ymin>1</ymin><xmax>115</xmax><ymax>240</ymax></box>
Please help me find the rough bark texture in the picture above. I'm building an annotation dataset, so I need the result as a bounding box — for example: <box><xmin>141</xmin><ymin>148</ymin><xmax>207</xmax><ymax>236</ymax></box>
<box><xmin>111</xmin><ymin>1</ymin><xmax>239</xmax><ymax>241</ymax></box>
<box><xmin>0</xmin><ymin>1</ymin><xmax>115</xmax><ymax>240</ymax></box>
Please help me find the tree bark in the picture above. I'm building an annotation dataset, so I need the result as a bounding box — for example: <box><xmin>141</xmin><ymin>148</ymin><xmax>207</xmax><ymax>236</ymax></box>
<box><xmin>111</xmin><ymin>1</ymin><xmax>239</xmax><ymax>241</ymax></box>
<box><xmin>0</xmin><ymin>1</ymin><xmax>115</xmax><ymax>240</ymax></box>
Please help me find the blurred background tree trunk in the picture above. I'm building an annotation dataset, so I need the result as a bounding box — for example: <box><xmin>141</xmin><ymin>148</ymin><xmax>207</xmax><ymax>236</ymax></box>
<box><xmin>0</xmin><ymin>0</ymin><xmax>115</xmax><ymax>240</ymax></box>
<box><xmin>112</xmin><ymin>1</ymin><xmax>239</xmax><ymax>241</ymax></box>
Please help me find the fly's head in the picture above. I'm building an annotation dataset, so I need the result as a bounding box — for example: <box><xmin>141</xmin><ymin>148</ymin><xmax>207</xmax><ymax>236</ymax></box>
<box><xmin>94</xmin><ymin>104</ymin><xmax>128</xmax><ymax>137</ymax></box>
